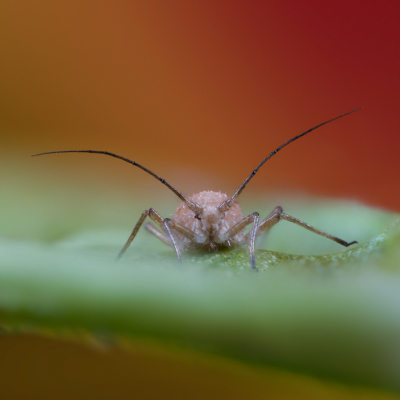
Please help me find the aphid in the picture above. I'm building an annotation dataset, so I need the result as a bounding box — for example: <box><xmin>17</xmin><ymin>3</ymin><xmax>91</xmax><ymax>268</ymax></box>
<box><xmin>33</xmin><ymin>109</ymin><xmax>360</xmax><ymax>270</ymax></box>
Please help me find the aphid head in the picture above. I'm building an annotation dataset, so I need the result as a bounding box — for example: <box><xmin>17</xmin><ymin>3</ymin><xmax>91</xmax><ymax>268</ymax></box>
<box><xmin>196</xmin><ymin>205</ymin><xmax>225</xmax><ymax>235</ymax></box>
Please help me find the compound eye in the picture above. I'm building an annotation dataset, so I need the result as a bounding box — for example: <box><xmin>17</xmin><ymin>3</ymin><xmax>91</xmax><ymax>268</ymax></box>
<box><xmin>194</xmin><ymin>213</ymin><xmax>201</xmax><ymax>220</ymax></box>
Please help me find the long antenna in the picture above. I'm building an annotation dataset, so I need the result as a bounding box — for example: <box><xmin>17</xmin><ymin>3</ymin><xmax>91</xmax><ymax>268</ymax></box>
<box><xmin>32</xmin><ymin>150</ymin><xmax>203</xmax><ymax>213</ymax></box>
<box><xmin>219</xmin><ymin>108</ymin><xmax>362</xmax><ymax>212</ymax></box>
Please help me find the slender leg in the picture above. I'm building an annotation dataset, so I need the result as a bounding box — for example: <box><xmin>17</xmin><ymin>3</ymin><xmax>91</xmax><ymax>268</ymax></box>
<box><xmin>223</xmin><ymin>212</ymin><xmax>260</xmax><ymax>270</ymax></box>
<box><xmin>117</xmin><ymin>208</ymin><xmax>171</xmax><ymax>259</ymax></box>
<box><xmin>254</xmin><ymin>206</ymin><xmax>357</xmax><ymax>247</ymax></box>
<box><xmin>145</xmin><ymin>223</ymin><xmax>173</xmax><ymax>247</ymax></box>
<box><xmin>145</xmin><ymin>219</ymin><xmax>196</xmax><ymax>247</ymax></box>
<box><xmin>162</xmin><ymin>219</ymin><xmax>196</xmax><ymax>262</ymax></box>
<box><xmin>248</xmin><ymin>213</ymin><xmax>260</xmax><ymax>270</ymax></box>
<box><xmin>280</xmin><ymin>213</ymin><xmax>357</xmax><ymax>247</ymax></box>
<box><xmin>118</xmin><ymin>208</ymin><xmax>197</xmax><ymax>261</ymax></box>
<box><xmin>163</xmin><ymin>218</ymin><xmax>182</xmax><ymax>263</ymax></box>
<box><xmin>166</xmin><ymin>220</ymin><xmax>196</xmax><ymax>240</ymax></box>
<box><xmin>251</xmin><ymin>206</ymin><xmax>283</xmax><ymax>238</ymax></box>
<box><xmin>117</xmin><ymin>209</ymin><xmax>150</xmax><ymax>259</ymax></box>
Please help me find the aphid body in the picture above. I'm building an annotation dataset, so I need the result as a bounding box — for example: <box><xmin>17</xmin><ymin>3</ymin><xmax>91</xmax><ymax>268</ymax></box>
<box><xmin>33</xmin><ymin>109</ymin><xmax>361</xmax><ymax>270</ymax></box>
<box><xmin>172</xmin><ymin>191</ymin><xmax>245</xmax><ymax>250</ymax></box>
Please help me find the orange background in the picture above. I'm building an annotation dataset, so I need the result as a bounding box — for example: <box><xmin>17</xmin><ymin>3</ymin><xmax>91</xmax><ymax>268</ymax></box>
<box><xmin>1</xmin><ymin>1</ymin><xmax>399</xmax><ymax>211</ymax></box>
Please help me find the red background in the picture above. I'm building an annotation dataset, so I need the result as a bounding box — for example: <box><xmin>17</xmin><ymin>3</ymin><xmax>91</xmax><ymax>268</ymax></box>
<box><xmin>1</xmin><ymin>1</ymin><xmax>399</xmax><ymax>210</ymax></box>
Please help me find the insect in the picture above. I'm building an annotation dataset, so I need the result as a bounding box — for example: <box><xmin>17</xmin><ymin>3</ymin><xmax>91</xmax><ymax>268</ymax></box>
<box><xmin>33</xmin><ymin>109</ymin><xmax>360</xmax><ymax>270</ymax></box>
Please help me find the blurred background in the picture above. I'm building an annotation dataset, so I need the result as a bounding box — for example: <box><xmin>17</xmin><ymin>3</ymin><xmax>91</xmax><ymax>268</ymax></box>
<box><xmin>1</xmin><ymin>2</ymin><xmax>400</xmax><ymax>399</ymax></box>
<box><xmin>0</xmin><ymin>0</ymin><xmax>399</xmax><ymax>216</ymax></box>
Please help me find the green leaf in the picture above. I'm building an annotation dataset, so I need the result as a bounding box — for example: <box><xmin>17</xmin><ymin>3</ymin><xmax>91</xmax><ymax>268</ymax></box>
<box><xmin>1</xmin><ymin>191</ymin><xmax>400</xmax><ymax>394</ymax></box>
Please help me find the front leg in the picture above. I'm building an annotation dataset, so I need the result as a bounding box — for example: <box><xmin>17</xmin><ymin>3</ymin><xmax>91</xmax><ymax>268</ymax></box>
<box><xmin>118</xmin><ymin>208</ymin><xmax>198</xmax><ymax>262</ymax></box>
<box><xmin>222</xmin><ymin>212</ymin><xmax>260</xmax><ymax>270</ymax></box>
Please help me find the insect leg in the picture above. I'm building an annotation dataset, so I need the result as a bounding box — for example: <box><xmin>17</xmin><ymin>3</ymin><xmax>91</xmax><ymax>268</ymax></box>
<box><xmin>145</xmin><ymin>223</ymin><xmax>173</xmax><ymax>247</ymax></box>
<box><xmin>223</xmin><ymin>212</ymin><xmax>260</xmax><ymax>270</ymax></box>
<box><xmin>117</xmin><ymin>208</ymin><xmax>171</xmax><ymax>259</ymax></box>
<box><xmin>162</xmin><ymin>219</ymin><xmax>198</xmax><ymax>263</ymax></box>
<box><xmin>117</xmin><ymin>210</ymin><xmax>150</xmax><ymax>259</ymax></box>
<box><xmin>145</xmin><ymin>210</ymin><xmax>195</xmax><ymax>241</ymax></box>
<box><xmin>146</xmin><ymin>219</ymin><xmax>196</xmax><ymax>242</ymax></box>
<box><xmin>280</xmin><ymin>212</ymin><xmax>358</xmax><ymax>247</ymax></box>
<box><xmin>253</xmin><ymin>206</ymin><xmax>357</xmax><ymax>247</ymax></box>
<box><xmin>163</xmin><ymin>218</ymin><xmax>182</xmax><ymax>262</ymax></box>
<box><xmin>250</xmin><ymin>206</ymin><xmax>283</xmax><ymax>238</ymax></box>
<box><xmin>165</xmin><ymin>220</ymin><xmax>196</xmax><ymax>240</ymax></box>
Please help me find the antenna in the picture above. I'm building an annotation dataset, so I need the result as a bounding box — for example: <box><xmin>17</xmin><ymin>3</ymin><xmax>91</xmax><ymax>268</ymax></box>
<box><xmin>32</xmin><ymin>150</ymin><xmax>203</xmax><ymax>214</ymax></box>
<box><xmin>219</xmin><ymin>108</ymin><xmax>362</xmax><ymax>211</ymax></box>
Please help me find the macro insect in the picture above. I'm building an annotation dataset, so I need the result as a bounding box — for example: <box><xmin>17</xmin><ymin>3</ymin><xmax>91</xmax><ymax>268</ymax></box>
<box><xmin>33</xmin><ymin>109</ymin><xmax>360</xmax><ymax>270</ymax></box>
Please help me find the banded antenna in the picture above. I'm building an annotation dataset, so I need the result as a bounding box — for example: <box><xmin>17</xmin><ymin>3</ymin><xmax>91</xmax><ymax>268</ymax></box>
<box><xmin>218</xmin><ymin>108</ymin><xmax>362</xmax><ymax>212</ymax></box>
<box><xmin>32</xmin><ymin>150</ymin><xmax>203</xmax><ymax>214</ymax></box>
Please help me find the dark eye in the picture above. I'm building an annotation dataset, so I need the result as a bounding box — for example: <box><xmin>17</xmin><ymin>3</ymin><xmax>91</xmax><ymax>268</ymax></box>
<box><xmin>194</xmin><ymin>213</ymin><xmax>201</xmax><ymax>220</ymax></box>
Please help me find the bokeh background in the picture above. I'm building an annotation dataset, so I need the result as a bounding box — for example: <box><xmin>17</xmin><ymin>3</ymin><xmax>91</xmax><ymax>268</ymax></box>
<box><xmin>1</xmin><ymin>0</ymin><xmax>399</xmax><ymax>212</ymax></box>
<box><xmin>1</xmin><ymin>2</ymin><xmax>400</xmax><ymax>399</ymax></box>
